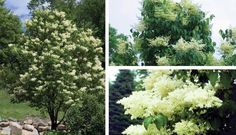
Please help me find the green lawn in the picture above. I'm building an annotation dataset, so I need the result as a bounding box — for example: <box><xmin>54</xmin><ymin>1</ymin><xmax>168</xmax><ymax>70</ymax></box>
<box><xmin>0</xmin><ymin>90</ymin><xmax>44</xmax><ymax>120</ymax></box>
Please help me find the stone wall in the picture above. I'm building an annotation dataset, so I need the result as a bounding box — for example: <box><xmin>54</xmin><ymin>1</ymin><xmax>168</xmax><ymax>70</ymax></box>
<box><xmin>0</xmin><ymin>117</ymin><xmax>66</xmax><ymax>135</ymax></box>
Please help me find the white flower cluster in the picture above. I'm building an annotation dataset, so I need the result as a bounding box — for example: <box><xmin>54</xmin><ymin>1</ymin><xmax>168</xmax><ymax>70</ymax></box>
<box><xmin>173</xmin><ymin>38</ymin><xmax>205</xmax><ymax>52</ymax></box>
<box><xmin>154</xmin><ymin>0</ymin><xmax>178</xmax><ymax>21</ymax></box>
<box><xmin>156</xmin><ymin>56</ymin><xmax>170</xmax><ymax>66</ymax></box>
<box><xmin>122</xmin><ymin>124</ymin><xmax>171</xmax><ymax>135</ymax></box>
<box><xmin>118</xmin><ymin>70</ymin><xmax>222</xmax><ymax>134</ymax></box>
<box><xmin>174</xmin><ymin>120</ymin><xmax>210</xmax><ymax>135</ymax></box>
<box><xmin>149</xmin><ymin>36</ymin><xmax>170</xmax><ymax>47</ymax></box>
<box><xmin>122</xmin><ymin>125</ymin><xmax>146</xmax><ymax>135</ymax></box>
<box><xmin>220</xmin><ymin>42</ymin><xmax>234</xmax><ymax>55</ymax></box>
<box><xmin>117</xmin><ymin>39</ymin><xmax>129</xmax><ymax>54</ymax></box>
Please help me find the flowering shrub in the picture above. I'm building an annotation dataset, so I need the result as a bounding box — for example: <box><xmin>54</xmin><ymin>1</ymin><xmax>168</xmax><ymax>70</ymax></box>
<box><xmin>8</xmin><ymin>10</ymin><xmax>104</xmax><ymax>129</ymax></box>
<box><xmin>118</xmin><ymin>70</ymin><xmax>225</xmax><ymax>134</ymax></box>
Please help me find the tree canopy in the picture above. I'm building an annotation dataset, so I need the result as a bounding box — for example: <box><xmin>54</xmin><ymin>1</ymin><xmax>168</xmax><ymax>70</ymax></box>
<box><xmin>8</xmin><ymin>9</ymin><xmax>104</xmax><ymax>130</ymax></box>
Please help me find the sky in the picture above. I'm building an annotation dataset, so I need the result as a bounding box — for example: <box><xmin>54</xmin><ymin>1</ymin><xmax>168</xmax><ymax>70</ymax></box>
<box><xmin>109</xmin><ymin>68</ymin><xmax>119</xmax><ymax>82</ymax></box>
<box><xmin>5</xmin><ymin>0</ymin><xmax>31</xmax><ymax>21</ymax></box>
<box><xmin>109</xmin><ymin>0</ymin><xmax>236</xmax><ymax>54</ymax></box>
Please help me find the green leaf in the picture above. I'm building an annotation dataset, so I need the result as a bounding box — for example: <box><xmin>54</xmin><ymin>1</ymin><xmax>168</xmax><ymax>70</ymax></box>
<box><xmin>207</xmin><ymin>71</ymin><xmax>218</xmax><ymax>86</ymax></box>
<box><xmin>143</xmin><ymin>116</ymin><xmax>153</xmax><ymax>130</ymax></box>
<box><xmin>220</xmin><ymin>72</ymin><xmax>232</xmax><ymax>89</ymax></box>
<box><xmin>231</xmin><ymin>70</ymin><xmax>236</xmax><ymax>79</ymax></box>
<box><xmin>153</xmin><ymin>114</ymin><xmax>168</xmax><ymax>130</ymax></box>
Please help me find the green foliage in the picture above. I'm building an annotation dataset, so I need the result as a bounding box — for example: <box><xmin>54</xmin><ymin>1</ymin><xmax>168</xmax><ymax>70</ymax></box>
<box><xmin>0</xmin><ymin>1</ymin><xmax>22</xmax><ymax>50</ymax></box>
<box><xmin>144</xmin><ymin>114</ymin><xmax>168</xmax><ymax>130</ymax></box>
<box><xmin>109</xmin><ymin>26</ymin><xmax>137</xmax><ymax>66</ymax></box>
<box><xmin>44</xmin><ymin>131</ymin><xmax>70</xmax><ymax>135</ymax></box>
<box><xmin>219</xmin><ymin>27</ymin><xmax>236</xmax><ymax>65</ymax></box>
<box><xmin>0</xmin><ymin>0</ymin><xmax>22</xmax><ymax>88</ymax></box>
<box><xmin>65</xmin><ymin>94</ymin><xmax>105</xmax><ymax>135</ymax></box>
<box><xmin>207</xmin><ymin>71</ymin><xmax>218</xmax><ymax>86</ymax></box>
<box><xmin>131</xmin><ymin>0</ymin><xmax>215</xmax><ymax>66</ymax></box>
<box><xmin>134</xmin><ymin>70</ymin><xmax>149</xmax><ymax>91</ymax></box>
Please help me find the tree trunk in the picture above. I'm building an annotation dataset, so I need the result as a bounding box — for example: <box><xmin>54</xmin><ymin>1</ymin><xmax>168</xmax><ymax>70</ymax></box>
<box><xmin>49</xmin><ymin>112</ymin><xmax>58</xmax><ymax>130</ymax></box>
<box><xmin>51</xmin><ymin>121</ymin><xmax>58</xmax><ymax>130</ymax></box>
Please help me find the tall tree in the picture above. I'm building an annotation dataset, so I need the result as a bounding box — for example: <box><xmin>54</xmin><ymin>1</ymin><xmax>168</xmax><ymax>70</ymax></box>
<box><xmin>9</xmin><ymin>10</ymin><xmax>104</xmax><ymax>130</ymax></box>
<box><xmin>0</xmin><ymin>0</ymin><xmax>22</xmax><ymax>87</ymax></box>
<box><xmin>109</xmin><ymin>70</ymin><xmax>136</xmax><ymax>135</ymax></box>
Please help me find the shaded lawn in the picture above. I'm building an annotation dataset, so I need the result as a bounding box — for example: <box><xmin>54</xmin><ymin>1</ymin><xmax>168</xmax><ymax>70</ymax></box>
<box><xmin>0</xmin><ymin>90</ymin><xmax>44</xmax><ymax>120</ymax></box>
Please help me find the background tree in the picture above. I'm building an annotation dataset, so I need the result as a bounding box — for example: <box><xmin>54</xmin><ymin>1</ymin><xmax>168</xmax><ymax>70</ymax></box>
<box><xmin>109</xmin><ymin>26</ymin><xmax>137</xmax><ymax>66</ymax></box>
<box><xmin>0</xmin><ymin>0</ymin><xmax>22</xmax><ymax>87</ymax></box>
<box><xmin>132</xmin><ymin>0</ymin><xmax>216</xmax><ymax>66</ymax></box>
<box><xmin>8</xmin><ymin>10</ymin><xmax>104</xmax><ymax>130</ymax></box>
<box><xmin>109</xmin><ymin>70</ymin><xmax>137</xmax><ymax>135</ymax></box>
<box><xmin>219</xmin><ymin>27</ymin><xmax>236</xmax><ymax>65</ymax></box>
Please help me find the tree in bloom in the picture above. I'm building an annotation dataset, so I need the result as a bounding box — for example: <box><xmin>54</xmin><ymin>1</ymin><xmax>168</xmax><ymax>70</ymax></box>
<box><xmin>118</xmin><ymin>70</ymin><xmax>226</xmax><ymax>134</ymax></box>
<box><xmin>8</xmin><ymin>9</ymin><xmax>104</xmax><ymax>130</ymax></box>
<box><xmin>131</xmin><ymin>0</ymin><xmax>216</xmax><ymax>66</ymax></box>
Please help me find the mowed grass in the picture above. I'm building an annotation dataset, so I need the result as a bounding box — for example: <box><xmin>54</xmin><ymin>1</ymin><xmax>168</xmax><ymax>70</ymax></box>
<box><xmin>0</xmin><ymin>90</ymin><xmax>44</xmax><ymax>120</ymax></box>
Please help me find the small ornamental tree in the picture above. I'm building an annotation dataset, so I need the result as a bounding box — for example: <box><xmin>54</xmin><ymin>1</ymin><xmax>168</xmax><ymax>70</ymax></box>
<box><xmin>8</xmin><ymin>10</ymin><xmax>104</xmax><ymax>130</ymax></box>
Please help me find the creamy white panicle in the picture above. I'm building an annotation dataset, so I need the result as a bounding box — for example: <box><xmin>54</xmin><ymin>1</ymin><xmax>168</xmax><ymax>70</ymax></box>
<box><xmin>118</xmin><ymin>70</ymin><xmax>222</xmax><ymax>134</ymax></box>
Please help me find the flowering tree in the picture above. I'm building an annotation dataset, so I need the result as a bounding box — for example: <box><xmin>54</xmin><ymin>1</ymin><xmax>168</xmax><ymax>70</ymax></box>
<box><xmin>118</xmin><ymin>70</ymin><xmax>236</xmax><ymax>134</ymax></box>
<box><xmin>129</xmin><ymin>0</ymin><xmax>216</xmax><ymax>66</ymax></box>
<box><xmin>8</xmin><ymin>10</ymin><xmax>104</xmax><ymax>130</ymax></box>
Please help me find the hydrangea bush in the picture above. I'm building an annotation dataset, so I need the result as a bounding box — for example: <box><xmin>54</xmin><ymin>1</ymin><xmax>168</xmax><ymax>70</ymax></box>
<box><xmin>8</xmin><ymin>10</ymin><xmax>104</xmax><ymax>129</ymax></box>
<box><xmin>118</xmin><ymin>70</ymin><xmax>224</xmax><ymax>135</ymax></box>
